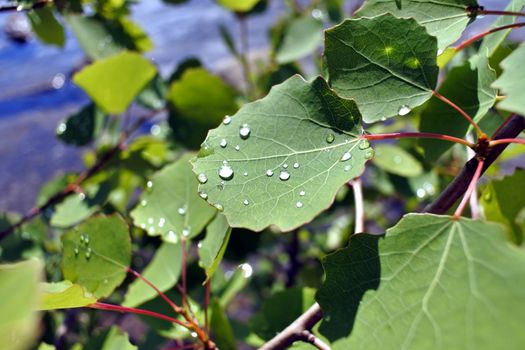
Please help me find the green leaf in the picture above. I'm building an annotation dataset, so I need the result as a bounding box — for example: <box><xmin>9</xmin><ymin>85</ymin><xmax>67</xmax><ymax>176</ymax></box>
<box><xmin>57</xmin><ymin>104</ymin><xmax>106</xmax><ymax>146</ymax></box>
<box><xmin>480</xmin><ymin>169</ymin><xmax>525</xmax><ymax>244</ymax></box>
<box><xmin>210</xmin><ymin>299</ymin><xmax>237</xmax><ymax>350</ymax></box>
<box><xmin>73</xmin><ymin>51</ymin><xmax>156</xmax><ymax>114</ymax></box>
<box><xmin>28</xmin><ymin>7</ymin><xmax>65</xmax><ymax>47</ymax></box>
<box><xmin>419</xmin><ymin>52</ymin><xmax>496</xmax><ymax>161</ymax></box>
<box><xmin>355</xmin><ymin>0</ymin><xmax>476</xmax><ymax>50</ymax></box>
<box><xmin>168</xmin><ymin>68</ymin><xmax>238</xmax><ymax>148</ymax></box>
<box><xmin>0</xmin><ymin>260</ymin><xmax>41</xmax><ymax>350</ymax></box>
<box><xmin>492</xmin><ymin>43</ymin><xmax>525</xmax><ymax>115</ymax></box>
<box><xmin>217</xmin><ymin>0</ymin><xmax>260</xmax><ymax>12</ymax></box>
<box><xmin>251</xmin><ymin>287</ymin><xmax>316</xmax><ymax>340</ymax></box>
<box><xmin>318</xmin><ymin>214</ymin><xmax>525</xmax><ymax>349</ymax></box>
<box><xmin>192</xmin><ymin>75</ymin><xmax>373</xmax><ymax>231</ymax></box>
<box><xmin>137</xmin><ymin>74</ymin><xmax>167</xmax><ymax>110</ymax></box>
<box><xmin>131</xmin><ymin>153</ymin><xmax>217</xmax><ymax>241</ymax></box>
<box><xmin>199</xmin><ymin>214</ymin><xmax>232</xmax><ymax>283</ymax></box>
<box><xmin>61</xmin><ymin>215</ymin><xmax>131</xmax><ymax>298</ymax></box>
<box><xmin>373</xmin><ymin>144</ymin><xmax>422</xmax><ymax>177</ymax></box>
<box><xmin>478</xmin><ymin>0</ymin><xmax>525</xmax><ymax>57</ymax></box>
<box><xmin>123</xmin><ymin>242</ymin><xmax>182</xmax><ymax>307</ymax></box>
<box><xmin>101</xmin><ymin>327</ymin><xmax>137</xmax><ymax>350</ymax></box>
<box><xmin>39</xmin><ymin>281</ymin><xmax>97</xmax><ymax>310</ymax></box>
<box><xmin>219</xmin><ymin>24</ymin><xmax>238</xmax><ymax>57</ymax></box>
<box><xmin>325</xmin><ymin>14</ymin><xmax>438</xmax><ymax>123</ymax></box>
<box><xmin>276</xmin><ymin>16</ymin><xmax>323</xmax><ymax>64</ymax></box>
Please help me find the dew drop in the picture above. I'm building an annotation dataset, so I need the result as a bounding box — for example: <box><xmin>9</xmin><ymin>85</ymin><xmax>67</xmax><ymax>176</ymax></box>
<box><xmin>199</xmin><ymin>191</ymin><xmax>208</xmax><ymax>199</ymax></box>
<box><xmin>283</xmin><ymin>163</ymin><xmax>288</xmax><ymax>169</ymax></box>
<box><xmin>166</xmin><ymin>231</ymin><xmax>178</xmax><ymax>243</ymax></box>
<box><xmin>341</xmin><ymin>152</ymin><xmax>352</xmax><ymax>161</ymax></box>
<box><xmin>215</xmin><ymin>203</ymin><xmax>224</xmax><ymax>212</ymax></box>
<box><xmin>182</xmin><ymin>227</ymin><xmax>191</xmax><ymax>237</ymax></box>
<box><xmin>279</xmin><ymin>171</ymin><xmax>290</xmax><ymax>181</ymax></box>
<box><xmin>266</xmin><ymin>169</ymin><xmax>274</xmax><ymax>177</ymax></box>
<box><xmin>398</xmin><ymin>105</ymin><xmax>411</xmax><ymax>116</ymax></box>
<box><xmin>78</xmin><ymin>193</ymin><xmax>86</xmax><ymax>201</ymax></box>
<box><xmin>178</xmin><ymin>207</ymin><xmax>186</xmax><ymax>215</ymax></box>
<box><xmin>296</xmin><ymin>201</ymin><xmax>303</xmax><ymax>208</ymax></box>
<box><xmin>148</xmin><ymin>227</ymin><xmax>155</xmax><ymax>234</ymax></box>
<box><xmin>148</xmin><ymin>217</ymin><xmax>154</xmax><ymax>225</ymax></box>
<box><xmin>239</xmin><ymin>124</ymin><xmax>251</xmax><ymax>139</ymax></box>
<box><xmin>243</xmin><ymin>171</ymin><xmax>248</xmax><ymax>176</ymax></box>
<box><xmin>344</xmin><ymin>165</ymin><xmax>352</xmax><ymax>172</ymax></box>
<box><xmin>84</xmin><ymin>235</ymin><xmax>90</xmax><ymax>245</ymax></box>
<box><xmin>326</xmin><ymin>133</ymin><xmax>335</xmax><ymax>143</ymax></box>
<box><xmin>219</xmin><ymin>139</ymin><xmax>227</xmax><ymax>148</ymax></box>
<box><xmin>243</xmin><ymin>199</ymin><xmax>249</xmax><ymax>206</ymax></box>
<box><xmin>299</xmin><ymin>190</ymin><xmax>305</xmax><ymax>196</ymax></box>
<box><xmin>57</xmin><ymin>122</ymin><xmax>67</xmax><ymax>134</ymax></box>
<box><xmin>197</xmin><ymin>241</ymin><xmax>203</xmax><ymax>249</ymax></box>
<box><xmin>140</xmin><ymin>223</ymin><xmax>146</xmax><ymax>229</ymax></box>
<box><xmin>293</xmin><ymin>162</ymin><xmax>299</xmax><ymax>169</ymax></box>
<box><xmin>416</xmin><ymin>188</ymin><xmax>426</xmax><ymax>198</ymax></box>
<box><xmin>484</xmin><ymin>192</ymin><xmax>492</xmax><ymax>201</ymax></box>
<box><xmin>365</xmin><ymin>149</ymin><xmax>375</xmax><ymax>159</ymax></box>
<box><xmin>197</xmin><ymin>173</ymin><xmax>208</xmax><ymax>184</ymax></box>
<box><xmin>393</xmin><ymin>155</ymin><xmax>402</xmax><ymax>164</ymax></box>
<box><xmin>223</xmin><ymin>115</ymin><xmax>232</xmax><ymax>125</ymax></box>
<box><xmin>147</xmin><ymin>181</ymin><xmax>153</xmax><ymax>189</ymax></box>
<box><xmin>239</xmin><ymin>263</ymin><xmax>253</xmax><ymax>278</ymax></box>
<box><xmin>218</xmin><ymin>165</ymin><xmax>234</xmax><ymax>180</ymax></box>
<box><xmin>191</xmin><ymin>332</ymin><xmax>198</xmax><ymax>338</ymax></box>
<box><xmin>158</xmin><ymin>218</ymin><xmax>166</xmax><ymax>228</ymax></box>
<box><xmin>140</xmin><ymin>200</ymin><xmax>147</xmax><ymax>207</ymax></box>
<box><xmin>235</xmin><ymin>145</ymin><xmax>240</xmax><ymax>151</ymax></box>
<box><xmin>74</xmin><ymin>247</ymin><xmax>79</xmax><ymax>256</ymax></box>
<box><xmin>85</xmin><ymin>248</ymin><xmax>92</xmax><ymax>260</ymax></box>
<box><xmin>437</xmin><ymin>48</ymin><xmax>444</xmax><ymax>56</ymax></box>
<box><xmin>359</xmin><ymin>140</ymin><xmax>370</xmax><ymax>150</ymax></box>
<box><xmin>79</xmin><ymin>234</ymin><xmax>85</xmax><ymax>244</ymax></box>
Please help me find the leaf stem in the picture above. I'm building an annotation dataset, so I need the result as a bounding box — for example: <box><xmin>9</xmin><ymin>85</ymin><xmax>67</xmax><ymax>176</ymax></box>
<box><xmin>432</xmin><ymin>90</ymin><xmax>485</xmax><ymax>137</ymax></box>
<box><xmin>89</xmin><ymin>302</ymin><xmax>187</xmax><ymax>326</ymax></box>
<box><xmin>453</xmin><ymin>158</ymin><xmax>485</xmax><ymax>219</ymax></box>
<box><xmin>364</xmin><ymin>132</ymin><xmax>475</xmax><ymax>148</ymax></box>
<box><xmin>455</xmin><ymin>22</ymin><xmax>525</xmax><ymax>52</ymax></box>
<box><xmin>476</xmin><ymin>9</ymin><xmax>525</xmax><ymax>18</ymax></box>
<box><xmin>489</xmin><ymin>138</ymin><xmax>525</xmax><ymax>146</ymax></box>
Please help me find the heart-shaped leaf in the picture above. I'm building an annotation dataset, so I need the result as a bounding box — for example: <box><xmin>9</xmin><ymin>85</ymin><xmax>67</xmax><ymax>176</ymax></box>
<box><xmin>325</xmin><ymin>14</ymin><xmax>438</xmax><ymax>123</ymax></box>
<box><xmin>192</xmin><ymin>75</ymin><xmax>373</xmax><ymax>231</ymax></box>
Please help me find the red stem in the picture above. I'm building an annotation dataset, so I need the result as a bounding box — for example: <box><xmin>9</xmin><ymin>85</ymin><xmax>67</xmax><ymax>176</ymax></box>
<box><xmin>455</xmin><ymin>22</ymin><xmax>525</xmax><ymax>52</ymax></box>
<box><xmin>489</xmin><ymin>138</ymin><xmax>525</xmax><ymax>146</ymax></box>
<box><xmin>126</xmin><ymin>267</ymin><xmax>185</xmax><ymax>315</ymax></box>
<box><xmin>89</xmin><ymin>302</ymin><xmax>186</xmax><ymax>326</ymax></box>
<box><xmin>181</xmin><ymin>238</ymin><xmax>188</xmax><ymax>309</ymax></box>
<box><xmin>364</xmin><ymin>132</ymin><xmax>474</xmax><ymax>147</ymax></box>
<box><xmin>432</xmin><ymin>90</ymin><xmax>485</xmax><ymax>136</ymax></box>
<box><xmin>476</xmin><ymin>9</ymin><xmax>525</xmax><ymax>18</ymax></box>
<box><xmin>453</xmin><ymin>159</ymin><xmax>485</xmax><ymax>219</ymax></box>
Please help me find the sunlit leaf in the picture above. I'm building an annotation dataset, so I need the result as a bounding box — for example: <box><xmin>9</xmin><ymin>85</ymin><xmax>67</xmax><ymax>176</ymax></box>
<box><xmin>373</xmin><ymin>144</ymin><xmax>422</xmax><ymax>177</ymax></box>
<box><xmin>28</xmin><ymin>7</ymin><xmax>65</xmax><ymax>47</ymax></box>
<box><xmin>492</xmin><ymin>43</ymin><xmax>525</xmax><ymax>115</ymax></box>
<box><xmin>217</xmin><ymin>0</ymin><xmax>260</xmax><ymax>12</ymax></box>
<box><xmin>276</xmin><ymin>16</ymin><xmax>323</xmax><ymax>64</ymax></box>
<box><xmin>199</xmin><ymin>214</ymin><xmax>231</xmax><ymax>283</ymax></box>
<box><xmin>39</xmin><ymin>281</ymin><xmax>97</xmax><ymax>310</ymax></box>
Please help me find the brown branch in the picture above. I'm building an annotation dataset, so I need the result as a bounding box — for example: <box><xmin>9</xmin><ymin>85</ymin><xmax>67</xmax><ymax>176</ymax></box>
<box><xmin>0</xmin><ymin>0</ymin><xmax>52</xmax><ymax>12</ymax></box>
<box><xmin>0</xmin><ymin>111</ymin><xmax>160</xmax><ymax>241</ymax></box>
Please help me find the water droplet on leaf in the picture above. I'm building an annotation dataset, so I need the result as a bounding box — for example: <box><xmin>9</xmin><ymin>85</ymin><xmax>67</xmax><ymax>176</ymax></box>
<box><xmin>299</xmin><ymin>190</ymin><xmax>305</xmax><ymax>196</ymax></box>
<box><xmin>239</xmin><ymin>124</ymin><xmax>251</xmax><ymax>139</ymax></box>
<box><xmin>279</xmin><ymin>171</ymin><xmax>290</xmax><ymax>181</ymax></box>
<box><xmin>199</xmin><ymin>191</ymin><xmax>208</xmax><ymax>199</ymax></box>
<box><xmin>266</xmin><ymin>169</ymin><xmax>274</xmax><ymax>177</ymax></box>
<box><xmin>398</xmin><ymin>105</ymin><xmax>411</xmax><ymax>116</ymax></box>
<box><xmin>223</xmin><ymin>115</ymin><xmax>232</xmax><ymax>125</ymax></box>
<box><xmin>341</xmin><ymin>152</ymin><xmax>351</xmax><ymax>161</ymax></box>
<box><xmin>178</xmin><ymin>207</ymin><xmax>186</xmax><ymax>215</ymax></box>
<box><xmin>243</xmin><ymin>199</ymin><xmax>249</xmax><ymax>205</ymax></box>
<box><xmin>359</xmin><ymin>140</ymin><xmax>370</xmax><ymax>150</ymax></box>
<box><xmin>293</xmin><ymin>163</ymin><xmax>299</xmax><ymax>169</ymax></box>
<box><xmin>326</xmin><ymin>133</ymin><xmax>335</xmax><ymax>143</ymax></box>
<box><xmin>296</xmin><ymin>201</ymin><xmax>303</xmax><ymax>208</ymax></box>
<box><xmin>219</xmin><ymin>139</ymin><xmax>227</xmax><ymax>148</ymax></box>
<box><xmin>215</xmin><ymin>203</ymin><xmax>224</xmax><ymax>212</ymax></box>
<box><xmin>218</xmin><ymin>165</ymin><xmax>234</xmax><ymax>180</ymax></box>
<box><xmin>198</xmin><ymin>173</ymin><xmax>208</xmax><ymax>184</ymax></box>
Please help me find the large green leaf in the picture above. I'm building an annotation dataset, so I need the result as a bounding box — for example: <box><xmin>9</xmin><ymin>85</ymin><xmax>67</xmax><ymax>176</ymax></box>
<box><xmin>275</xmin><ymin>16</ymin><xmax>323</xmax><ymax>64</ymax></box>
<box><xmin>61</xmin><ymin>215</ymin><xmax>131</xmax><ymax>298</ymax></box>
<box><xmin>0</xmin><ymin>260</ymin><xmax>41</xmax><ymax>350</ymax></box>
<box><xmin>478</xmin><ymin>0</ymin><xmax>525</xmax><ymax>57</ymax></box>
<box><xmin>39</xmin><ymin>281</ymin><xmax>97</xmax><ymax>310</ymax></box>
<box><xmin>199</xmin><ymin>214</ymin><xmax>232</xmax><ymax>282</ymax></box>
<box><xmin>480</xmin><ymin>170</ymin><xmax>525</xmax><ymax>244</ymax></box>
<box><xmin>28</xmin><ymin>7</ymin><xmax>65</xmax><ymax>47</ymax></box>
<box><xmin>101</xmin><ymin>327</ymin><xmax>137</xmax><ymax>350</ymax></box>
<box><xmin>131</xmin><ymin>154</ymin><xmax>217</xmax><ymax>241</ymax></box>
<box><xmin>318</xmin><ymin>214</ymin><xmax>525</xmax><ymax>349</ymax></box>
<box><xmin>168</xmin><ymin>68</ymin><xmax>238</xmax><ymax>148</ymax></box>
<box><xmin>355</xmin><ymin>0</ymin><xmax>476</xmax><ymax>49</ymax></box>
<box><xmin>492</xmin><ymin>43</ymin><xmax>525</xmax><ymax>115</ymax></box>
<box><xmin>325</xmin><ymin>14</ymin><xmax>438</xmax><ymax>123</ymax></box>
<box><xmin>419</xmin><ymin>53</ymin><xmax>496</xmax><ymax>161</ymax></box>
<box><xmin>123</xmin><ymin>242</ymin><xmax>182</xmax><ymax>307</ymax></box>
<box><xmin>192</xmin><ymin>75</ymin><xmax>373</xmax><ymax>231</ymax></box>
<box><xmin>73</xmin><ymin>51</ymin><xmax>156</xmax><ymax>114</ymax></box>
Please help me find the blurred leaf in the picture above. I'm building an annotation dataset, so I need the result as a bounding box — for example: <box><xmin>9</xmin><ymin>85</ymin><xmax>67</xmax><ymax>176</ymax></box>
<box><xmin>39</xmin><ymin>281</ymin><xmax>97</xmax><ymax>310</ymax></box>
<box><xmin>101</xmin><ymin>327</ymin><xmax>137</xmax><ymax>350</ymax></box>
<box><xmin>61</xmin><ymin>215</ymin><xmax>131</xmax><ymax>298</ymax></box>
<box><xmin>199</xmin><ymin>214</ymin><xmax>231</xmax><ymax>283</ymax></box>
<box><xmin>419</xmin><ymin>53</ymin><xmax>496</xmax><ymax>161</ymax></box>
<box><xmin>73</xmin><ymin>51</ymin><xmax>156</xmax><ymax>114</ymax></box>
<box><xmin>219</xmin><ymin>24</ymin><xmax>238</xmax><ymax>57</ymax></box>
<box><xmin>210</xmin><ymin>299</ymin><xmax>237</xmax><ymax>350</ymax></box>
<box><xmin>217</xmin><ymin>0</ymin><xmax>260</xmax><ymax>12</ymax></box>
<box><xmin>276</xmin><ymin>16</ymin><xmax>323</xmax><ymax>64</ymax></box>
<box><xmin>318</xmin><ymin>214</ymin><xmax>525</xmax><ymax>349</ymax></box>
<box><xmin>480</xmin><ymin>169</ymin><xmax>525</xmax><ymax>244</ymax></box>
<box><xmin>492</xmin><ymin>43</ymin><xmax>525</xmax><ymax>115</ymax></box>
<box><xmin>373</xmin><ymin>144</ymin><xmax>422</xmax><ymax>177</ymax></box>
<box><xmin>119</xmin><ymin>17</ymin><xmax>153</xmax><ymax>52</ymax></box>
<box><xmin>168</xmin><ymin>68</ymin><xmax>238</xmax><ymax>148</ymax></box>
<box><xmin>193</xmin><ymin>75</ymin><xmax>372</xmax><ymax>231</ymax></box>
<box><xmin>28</xmin><ymin>7</ymin><xmax>65</xmax><ymax>47</ymax></box>
<box><xmin>322</xmin><ymin>0</ymin><xmax>344</xmax><ymax>23</ymax></box>
<box><xmin>123</xmin><ymin>242</ymin><xmax>182</xmax><ymax>307</ymax></box>
<box><xmin>355</xmin><ymin>0</ymin><xmax>475</xmax><ymax>49</ymax></box>
<box><xmin>251</xmin><ymin>287</ymin><xmax>315</xmax><ymax>340</ymax></box>
<box><xmin>57</xmin><ymin>104</ymin><xmax>106</xmax><ymax>146</ymax></box>
<box><xmin>131</xmin><ymin>153</ymin><xmax>217</xmax><ymax>241</ymax></box>
<box><xmin>0</xmin><ymin>260</ymin><xmax>41</xmax><ymax>350</ymax></box>
<box><xmin>325</xmin><ymin>14</ymin><xmax>438</xmax><ymax>123</ymax></box>
<box><xmin>136</xmin><ymin>74</ymin><xmax>167</xmax><ymax>110</ymax></box>
<box><xmin>437</xmin><ymin>47</ymin><xmax>457</xmax><ymax>68</ymax></box>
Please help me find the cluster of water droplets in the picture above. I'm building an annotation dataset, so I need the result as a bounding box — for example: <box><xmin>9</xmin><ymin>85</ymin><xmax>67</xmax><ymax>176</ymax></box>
<box><xmin>75</xmin><ymin>233</ymin><xmax>92</xmax><ymax>260</ymax></box>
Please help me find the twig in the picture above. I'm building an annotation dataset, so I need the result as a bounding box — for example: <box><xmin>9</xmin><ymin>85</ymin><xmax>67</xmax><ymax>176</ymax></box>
<box><xmin>349</xmin><ymin>178</ymin><xmax>364</xmax><ymax>233</ymax></box>
<box><xmin>455</xmin><ymin>22</ymin><xmax>525</xmax><ymax>52</ymax></box>
<box><xmin>432</xmin><ymin>90</ymin><xmax>485</xmax><ymax>137</ymax></box>
<box><xmin>364</xmin><ymin>132</ymin><xmax>474</xmax><ymax>148</ymax></box>
<box><xmin>426</xmin><ymin>115</ymin><xmax>525</xmax><ymax>214</ymax></box>
<box><xmin>90</xmin><ymin>302</ymin><xmax>186</xmax><ymax>325</ymax></box>
<box><xmin>466</xmin><ymin>135</ymin><xmax>481</xmax><ymax>219</ymax></box>
<box><xmin>489</xmin><ymin>138</ymin><xmax>525</xmax><ymax>146</ymax></box>
<box><xmin>475</xmin><ymin>9</ymin><xmax>525</xmax><ymax>18</ymax></box>
<box><xmin>297</xmin><ymin>330</ymin><xmax>331</xmax><ymax>350</ymax></box>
